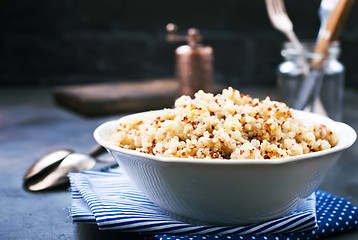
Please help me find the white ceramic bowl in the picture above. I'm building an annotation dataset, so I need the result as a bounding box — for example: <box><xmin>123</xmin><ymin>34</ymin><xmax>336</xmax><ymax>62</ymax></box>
<box><xmin>94</xmin><ymin>110</ymin><xmax>356</xmax><ymax>226</ymax></box>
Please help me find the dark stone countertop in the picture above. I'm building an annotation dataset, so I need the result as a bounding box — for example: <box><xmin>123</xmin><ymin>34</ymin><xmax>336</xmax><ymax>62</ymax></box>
<box><xmin>0</xmin><ymin>86</ymin><xmax>357</xmax><ymax>240</ymax></box>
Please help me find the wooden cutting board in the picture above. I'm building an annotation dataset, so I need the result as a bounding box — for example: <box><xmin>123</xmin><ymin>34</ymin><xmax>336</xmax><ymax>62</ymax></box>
<box><xmin>52</xmin><ymin>79</ymin><xmax>225</xmax><ymax>117</ymax></box>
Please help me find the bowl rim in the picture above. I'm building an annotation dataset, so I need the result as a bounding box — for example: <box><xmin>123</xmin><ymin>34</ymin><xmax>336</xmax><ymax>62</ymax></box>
<box><xmin>94</xmin><ymin>110</ymin><xmax>356</xmax><ymax>165</ymax></box>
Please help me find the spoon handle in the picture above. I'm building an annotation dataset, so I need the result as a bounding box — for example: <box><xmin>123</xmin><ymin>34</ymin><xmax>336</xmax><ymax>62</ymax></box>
<box><xmin>88</xmin><ymin>144</ymin><xmax>108</xmax><ymax>158</ymax></box>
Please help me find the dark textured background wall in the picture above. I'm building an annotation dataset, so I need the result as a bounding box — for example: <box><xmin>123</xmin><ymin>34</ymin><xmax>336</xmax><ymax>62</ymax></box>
<box><xmin>1</xmin><ymin>0</ymin><xmax>358</xmax><ymax>89</ymax></box>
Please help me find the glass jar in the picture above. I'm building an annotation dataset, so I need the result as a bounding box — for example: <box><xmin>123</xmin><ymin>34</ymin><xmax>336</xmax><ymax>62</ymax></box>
<box><xmin>277</xmin><ymin>41</ymin><xmax>344</xmax><ymax>121</ymax></box>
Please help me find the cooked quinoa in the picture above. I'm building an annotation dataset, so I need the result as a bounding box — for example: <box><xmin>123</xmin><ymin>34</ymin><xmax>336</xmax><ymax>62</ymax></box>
<box><xmin>109</xmin><ymin>87</ymin><xmax>338</xmax><ymax>159</ymax></box>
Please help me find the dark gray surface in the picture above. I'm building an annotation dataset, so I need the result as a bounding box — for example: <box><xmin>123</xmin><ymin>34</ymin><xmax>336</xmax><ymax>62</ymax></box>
<box><xmin>0</xmin><ymin>86</ymin><xmax>357</xmax><ymax>240</ymax></box>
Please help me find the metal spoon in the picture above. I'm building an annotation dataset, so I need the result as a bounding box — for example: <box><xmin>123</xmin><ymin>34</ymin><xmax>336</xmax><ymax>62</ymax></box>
<box><xmin>24</xmin><ymin>145</ymin><xmax>115</xmax><ymax>191</ymax></box>
<box><xmin>308</xmin><ymin>0</ymin><xmax>338</xmax><ymax>115</ymax></box>
<box><xmin>294</xmin><ymin>0</ymin><xmax>354</xmax><ymax>111</ymax></box>
<box><xmin>24</xmin><ymin>149</ymin><xmax>74</xmax><ymax>181</ymax></box>
<box><xmin>27</xmin><ymin>153</ymin><xmax>97</xmax><ymax>191</ymax></box>
<box><xmin>317</xmin><ymin>0</ymin><xmax>339</xmax><ymax>41</ymax></box>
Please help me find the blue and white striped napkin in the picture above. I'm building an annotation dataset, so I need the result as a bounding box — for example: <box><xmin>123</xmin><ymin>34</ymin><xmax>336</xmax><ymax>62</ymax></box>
<box><xmin>69</xmin><ymin>167</ymin><xmax>358</xmax><ymax>240</ymax></box>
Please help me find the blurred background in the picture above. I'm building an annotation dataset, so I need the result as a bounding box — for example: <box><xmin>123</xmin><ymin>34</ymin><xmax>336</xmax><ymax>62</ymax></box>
<box><xmin>0</xmin><ymin>0</ymin><xmax>357</xmax><ymax>89</ymax></box>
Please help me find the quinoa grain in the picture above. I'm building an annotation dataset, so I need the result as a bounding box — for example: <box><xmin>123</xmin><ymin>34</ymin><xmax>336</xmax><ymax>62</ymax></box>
<box><xmin>109</xmin><ymin>87</ymin><xmax>338</xmax><ymax>159</ymax></box>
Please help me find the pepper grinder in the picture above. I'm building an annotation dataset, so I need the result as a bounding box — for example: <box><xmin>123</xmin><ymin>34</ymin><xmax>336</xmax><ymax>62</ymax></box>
<box><xmin>166</xmin><ymin>23</ymin><xmax>214</xmax><ymax>97</ymax></box>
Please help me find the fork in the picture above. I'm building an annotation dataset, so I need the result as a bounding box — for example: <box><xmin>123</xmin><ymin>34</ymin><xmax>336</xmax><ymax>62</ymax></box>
<box><xmin>265</xmin><ymin>0</ymin><xmax>309</xmax><ymax>75</ymax></box>
<box><xmin>265</xmin><ymin>0</ymin><xmax>303</xmax><ymax>53</ymax></box>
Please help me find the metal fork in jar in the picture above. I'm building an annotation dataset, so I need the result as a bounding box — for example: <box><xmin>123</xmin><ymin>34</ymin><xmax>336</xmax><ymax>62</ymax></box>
<box><xmin>265</xmin><ymin>0</ymin><xmax>309</xmax><ymax>76</ymax></box>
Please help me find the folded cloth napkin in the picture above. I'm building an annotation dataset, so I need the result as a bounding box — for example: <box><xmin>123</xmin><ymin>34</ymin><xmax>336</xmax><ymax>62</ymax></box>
<box><xmin>69</xmin><ymin>167</ymin><xmax>358</xmax><ymax>240</ymax></box>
